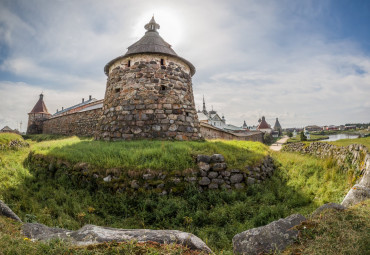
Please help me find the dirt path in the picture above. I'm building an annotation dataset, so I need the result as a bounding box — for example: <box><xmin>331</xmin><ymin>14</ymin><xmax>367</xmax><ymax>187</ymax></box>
<box><xmin>269</xmin><ymin>136</ymin><xmax>289</xmax><ymax>151</ymax></box>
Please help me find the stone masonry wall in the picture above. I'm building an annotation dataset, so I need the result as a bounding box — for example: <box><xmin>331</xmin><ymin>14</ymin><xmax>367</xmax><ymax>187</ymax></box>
<box><xmin>199</xmin><ymin>122</ymin><xmax>263</xmax><ymax>142</ymax></box>
<box><xmin>27</xmin><ymin>153</ymin><xmax>275</xmax><ymax>194</ymax></box>
<box><xmin>97</xmin><ymin>54</ymin><xmax>202</xmax><ymax>141</ymax></box>
<box><xmin>43</xmin><ymin>108</ymin><xmax>102</xmax><ymax>137</ymax></box>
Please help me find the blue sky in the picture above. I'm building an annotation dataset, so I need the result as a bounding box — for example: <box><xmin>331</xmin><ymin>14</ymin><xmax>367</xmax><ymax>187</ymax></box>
<box><xmin>0</xmin><ymin>0</ymin><xmax>369</xmax><ymax>131</ymax></box>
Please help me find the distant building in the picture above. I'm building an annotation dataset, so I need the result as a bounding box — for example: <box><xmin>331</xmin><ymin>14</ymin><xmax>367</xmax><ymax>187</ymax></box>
<box><xmin>257</xmin><ymin>116</ymin><xmax>272</xmax><ymax>134</ymax></box>
<box><xmin>305</xmin><ymin>125</ymin><xmax>322</xmax><ymax>132</ymax></box>
<box><xmin>27</xmin><ymin>93</ymin><xmax>51</xmax><ymax>134</ymax></box>
<box><xmin>273</xmin><ymin>118</ymin><xmax>282</xmax><ymax>135</ymax></box>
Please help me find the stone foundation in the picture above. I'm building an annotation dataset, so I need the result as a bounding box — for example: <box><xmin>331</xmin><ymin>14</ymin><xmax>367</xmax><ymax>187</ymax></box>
<box><xmin>27</xmin><ymin>152</ymin><xmax>276</xmax><ymax>194</ymax></box>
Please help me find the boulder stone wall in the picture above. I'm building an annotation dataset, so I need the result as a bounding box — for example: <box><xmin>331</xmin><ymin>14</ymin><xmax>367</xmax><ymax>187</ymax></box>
<box><xmin>97</xmin><ymin>54</ymin><xmax>201</xmax><ymax>141</ymax></box>
<box><xmin>26</xmin><ymin>152</ymin><xmax>276</xmax><ymax>194</ymax></box>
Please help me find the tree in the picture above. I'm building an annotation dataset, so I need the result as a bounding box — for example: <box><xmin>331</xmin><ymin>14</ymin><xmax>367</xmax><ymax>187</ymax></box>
<box><xmin>287</xmin><ymin>131</ymin><xmax>293</xmax><ymax>138</ymax></box>
<box><xmin>263</xmin><ymin>133</ymin><xmax>273</xmax><ymax>144</ymax></box>
<box><xmin>300</xmin><ymin>131</ymin><xmax>307</xmax><ymax>141</ymax></box>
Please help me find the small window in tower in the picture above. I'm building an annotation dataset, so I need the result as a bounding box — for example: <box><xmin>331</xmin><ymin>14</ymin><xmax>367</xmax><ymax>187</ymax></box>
<box><xmin>186</xmin><ymin>112</ymin><xmax>189</xmax><ymax>117</ymax></box>
<box><xmin>160</xmin><ymin>59</ymin><xmax>164</xmax><ymax>65</ymax></box>
<box><xmin>115</xmin><ymin>88</ymin><xmax>121</xmax><ymax>93</ymax></box>
<box><xmin>160</xmin><ymin>85</ymin><xmax>166</xmax><ymax>91</ymax></box>
<box><xmin>127</xmin><ymin>60</ymin><xmax>131</xmax><ymax>67</ymax></box>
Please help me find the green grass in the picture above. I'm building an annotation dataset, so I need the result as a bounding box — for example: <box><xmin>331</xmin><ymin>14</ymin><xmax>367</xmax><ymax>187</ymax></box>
<box><xmin>287</xmin><ymin>134</ymin><xmax>329</xmax><ymax>143</ymax></box>
<box><xmin>327</xmin><ymin>136</ymin><xmax>370</xmax><ymax>149</ymax></box>
<box><xmin>0</xmin><ymin>132</ymin><xmax>24</xmax><ymax>146</ymax></box>
<box><xmin>284</xmin><ymin>200</ymin><xmax>370</xmax><ymax>255</ymax></box>
<box><xmin>29</xmin><ymin>136</ymin><xmax>269</xmax><ymax>172</ymax></box>
<box><xmin>0</xmin><ymin>137</ymin><xmax>356</xmax><ymax>253</ymax></box>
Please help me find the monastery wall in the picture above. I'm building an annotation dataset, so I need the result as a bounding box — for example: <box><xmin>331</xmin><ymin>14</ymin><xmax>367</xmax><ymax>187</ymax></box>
<box><xmin>43</xmin><ymin>108</ymin><xmax>102</xmax><ymax>137</ymax></box>
<box><xmin>199</xmin><ymin>123</ymin><xmax>263</xmax><ymax>142</ymax></box>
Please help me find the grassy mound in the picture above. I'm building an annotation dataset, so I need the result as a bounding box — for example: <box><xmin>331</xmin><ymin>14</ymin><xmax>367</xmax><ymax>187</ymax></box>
<box><xmin>284</xmin><ymin>200</ymin><xmax>370</xmax><ymax>255</ymax></box>
<box><xmin>0</xmin><ymin>132</ymin><xmax>27</xmax><ymax>150</ymax></box>
<box><xmin>328</xmin><ymin>136</ymin><xmax>370</xmax><ymax>148</ymax></box>
<box><xmin>0</xmin><ymin>133</ymin><xmax>356</xmax><ymax>253</ymax></box>
<box><xmin>29</xmin><ymin>136</ymin><xmax>269</xmax><ymax>171</ymax></box>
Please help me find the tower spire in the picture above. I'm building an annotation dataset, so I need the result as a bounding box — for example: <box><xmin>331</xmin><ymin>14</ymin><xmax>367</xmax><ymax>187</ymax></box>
<box><xmin>144</xmin><ymin>16</ymin><xmax>160</xmax><ymax>32</ymax></box>
<box><xmin>202</xmin><ymin>95</ymin><xmax>206</xmax><ymax>113</ymax></box>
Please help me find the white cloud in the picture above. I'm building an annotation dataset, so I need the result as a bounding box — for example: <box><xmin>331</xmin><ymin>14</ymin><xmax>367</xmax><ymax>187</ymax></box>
<box><xmin>0</xmin><ymin>0</ymin><xmax>369</xmax><ymax>130</ymax></box>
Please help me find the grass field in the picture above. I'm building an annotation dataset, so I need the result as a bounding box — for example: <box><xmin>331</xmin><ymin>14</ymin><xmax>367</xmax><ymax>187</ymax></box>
<box><xmin>0</xmin><ymin>133</ymin><xmax>367</xmax><ymax>253</ymax></box>
<box><xmin>30</xmin><ymin>136</ymin><xmax>269</xmax><ymax>172</ymax></box>
<box><xmin>328</xmin><ymin>136</ymin><xmax>370</xmax><ymax>149</ymax></box>
<box><xmin>0</xmin><ymin>132</ymin><xmax>24</xmax><ymax>146</ymax></box>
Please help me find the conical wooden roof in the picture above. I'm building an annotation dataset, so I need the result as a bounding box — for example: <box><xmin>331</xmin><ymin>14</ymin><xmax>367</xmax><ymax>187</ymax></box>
<box><xmin>29</xmin><ymin>94</ymin><xmax>50</xmax><ymax>114</ymax></box>
<box><xmin>104</xmin><ymin>17</ymin><xmax>195</xmax><ymax>76</ymax></box>
<box><xmin>274</xmin><ymin>118</ymin><xmax>282</xmax><ymax>130</ymax></box>
<box><xmin>257</xmin><ymin>116</ymin><xmax>270</xmax><ymax>129</ymax></box>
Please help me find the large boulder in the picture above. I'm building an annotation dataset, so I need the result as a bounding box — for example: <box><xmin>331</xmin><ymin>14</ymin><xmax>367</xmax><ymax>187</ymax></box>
<box><xmin>312</xmin><ymin>203</ymin><xmax>345</xmax><ymax>217</ymax></box>
<box><xmin>0</xmin><ymin>200</ymin><xmax>22</xmax><ymax>222</ymax></box>
<box><xmin>22</xmin><ymin>223</ymin><xmax>213</xmax><ymax>254</ymax></box>
<box><xmin>341</xmin><ymin>184</ymin><xmax>370</xmax><ymax>208</ymax></box>
<box><xmin>232</xmin><ymin>214</ymin><xmax>306</xmax><ymax>255</ymax></box>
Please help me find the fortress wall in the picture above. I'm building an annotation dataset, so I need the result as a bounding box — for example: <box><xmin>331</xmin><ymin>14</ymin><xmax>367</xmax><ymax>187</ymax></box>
<box><xmin>43</xmin><ymin>108</ymin><xmax>102</xmax><ymax>137</ymax></box>
<box><xmin>199</xmin><ymin>122</ymin><xmax>263</xmax><ymax>142</ymax></box>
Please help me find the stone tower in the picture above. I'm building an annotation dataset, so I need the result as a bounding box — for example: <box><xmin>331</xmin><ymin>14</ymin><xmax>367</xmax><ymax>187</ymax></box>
<box><xmin>97</xmin><ymin>17</ymin><xmax>202</xmax><ymax>141</ymax></box>
<box><xmin>27</xmin><ymin>93</ymin><xmax>51</xmax><ymax>134</ymax></box>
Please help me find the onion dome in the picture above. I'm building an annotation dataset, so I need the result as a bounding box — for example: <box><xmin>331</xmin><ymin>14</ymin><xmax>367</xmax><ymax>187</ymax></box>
<box><xmin>104</xmin><ymin>16</ymin><xmax>195</xmax><ymax>76</ymax></box>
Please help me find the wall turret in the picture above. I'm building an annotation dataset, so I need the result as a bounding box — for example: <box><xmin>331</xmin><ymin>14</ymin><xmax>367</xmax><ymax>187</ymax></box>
<box><xmin>27</xmin><ymin>93</ymin><xmax>51</xmax><ymax>134</ymax></box>
<box><xmin>97</xmin><ymin>17</ymin><xmax>201</xmax><ymax>141</ymax></box>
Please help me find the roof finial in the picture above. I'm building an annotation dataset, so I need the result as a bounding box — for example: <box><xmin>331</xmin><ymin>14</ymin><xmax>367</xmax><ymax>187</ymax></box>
<box><xmin>144</xmin><ymin>16</ymin><xmax>160</xmax><ymax>32</ymax></box>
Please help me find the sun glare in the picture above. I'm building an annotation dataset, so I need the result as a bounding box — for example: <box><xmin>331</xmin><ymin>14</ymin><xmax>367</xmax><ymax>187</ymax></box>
<box><xmin>132</xmin><ymin>8</ymin><xmax>184</xmax><ymax>47</ymax></box>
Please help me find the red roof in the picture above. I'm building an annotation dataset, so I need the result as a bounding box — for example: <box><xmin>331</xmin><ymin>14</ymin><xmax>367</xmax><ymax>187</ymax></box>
<box><xmin>29</xmin><ymin>94</ymin><xmax>50</xmax><ymax>114</ymax></box>
<box><xmin>257</xmin><ymin>116</ymin><xmax>270</xmax><ymax>129</ymax></box>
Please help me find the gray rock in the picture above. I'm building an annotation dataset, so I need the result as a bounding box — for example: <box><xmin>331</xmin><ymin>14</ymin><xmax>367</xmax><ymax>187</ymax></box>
<box><xmin>212</xmin><ymin>178</ymin><xmax>225</xmax><ymax>185</ymax></box>
<box><xmin>341</xmin><ymin>184</ymin><xmax>370</xmax><ymax>208</ymax></box>
<box><xmin>220</xmin><ymin>171</ymin><xmax>231</xmax><ymax>177</ymax></box>
<box><xmin>208</xmin><ymin>183</ymin><xmax>219</xmax><ymax>189</ymax></box>
<box><xmin>312</xmin><ymin>203</ymin><xmax>345</xmax><ymax>217</ymax></box>
<box><xmin>231</xmin><ymin>169</ymin><xmax>240</xmax><ymax>173</ymax></box>
<box><xmin>0</xmin><ymin>200</ymin><xmax>22</xmax><ymax>222</ymax></box>
<box><xmin>208</xmin><ymin>171</ymin><xmax>218</xmax><ymax>179</ymax></box>
<box><xmin>210</xmin><ymin>154</ymin><xmax>225</xmax><ymax>163</ymax></box>
<box><xmin>103</xmin><ymin>175</ymin><xmax>112</xmax><ymax>182</ymax></box>
<box><xmin>230</xmin><ymin>174</ymin><xmax>244</xmax><ymax>184</ymax></box>
<box><xmin>234</xmin><ymin>183</ymin><xmax>245</xmax><ymax>189</ymax></box>
<box><xmin>212</xmin><ymin>163</ymin><xmax>227</xmax><ymax>171</ymax></box>
<box><xmin>198</xmin><ymin>162</ymin><xmax>210</xmax><ymax>171</ymax></box>
<box><xmin>142</xmin><ymin>173</ymin><xmax>155</xmax><ymax>180</ymax></box>
<box><xmin>246</xmin><ymin>177</ymin><xmax>256</xmax><ymax>185</ymax></box>
<box><xmin>184</xmin><ymin>177</ymin><xmax>197</xmax><ymax>183</ymax></box>
<box><xmin>130</xmin><ymin>180</ymin><xmax>140</xmax><ymax>189</ymax></box>
<box><xmin>197</xmin><ymin>155</ymin><xmax>211</xmax><ymax>164</ymax></box>
<box><xmin>198</xmin><ymin>177</ymin><xmax>211</xmax><ymax>186</ymax></box>
<box><xmin>232</xmin><ymin>214</ymin><xmax>306</xmax><ymax>255</ymax></box>
<box><xmin>22</xmin><ymin>223</ymin><xmax>213</xmax><ymax>253</ymax></box>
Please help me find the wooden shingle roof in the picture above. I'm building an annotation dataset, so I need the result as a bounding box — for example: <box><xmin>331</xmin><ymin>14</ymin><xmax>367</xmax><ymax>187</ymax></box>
<box><xmin>104</xmin><ymin>17</ymin><xmax>195</xmax><ymax>76</ymax></box>
<box><xmin>29</xmin><ymin>94</ymin><xmax>50</xmax><ymax>114</ymax></box>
